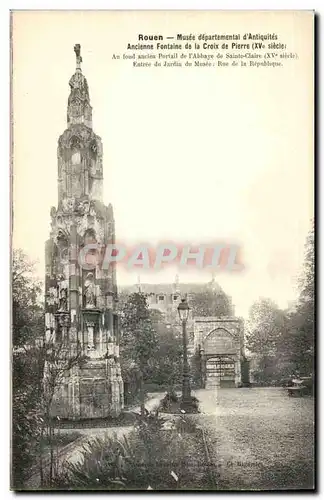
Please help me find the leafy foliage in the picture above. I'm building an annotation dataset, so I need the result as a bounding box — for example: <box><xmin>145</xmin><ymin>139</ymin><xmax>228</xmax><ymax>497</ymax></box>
<box><xmin>281</xmin><ymin>221</ymin><xmax>315</xmax><ymax>376</ymax></box>
<box><xmin>12</xmin><ymin>356</ymin><xmax>44</xmax><ymax>488</ymax></box>
<box><xmin>190</xmin><ymin>285</ymin><xmax>232</xmax><ymax>317</ymax></box>
<box><xmin>119</xmin><ymin>294</ymin><xmax>183</xmax><ymax>401</ymax></box>
<box><xmin>246</xmin><ymin>298</ymin><xmax>286</xmax><ymax>357</ymax></box>
<box><xmin>118</xmin><ymin>293</ymin><xmax>158</xmax><ymax>410</ymax></box>
<box><xmin>147</xmin><ymin>310</ymin><xmax>183</xmax><ymax>387</ymax></box>
<box><xmin>12</xmin><ymin>250</ymin><xmax>45</xmax><ymax>487</ymax></box>
<box><xmin>247</xmin><ymin>221</ymin><xmax>315</xmax><ymax>383</ymax></box>
<box><xmin>12</xmin><ymin>249</ymin><xmax>43</xmax><ymax>347</ymax></box>
<box><xmin>12</xmin><ymin>250</ymin><xmax>85</xmax><ymax>488</ymax></box>
<box><xmin>52</xmin><ymin>413</ymin><xmax>209</xmax><ymax>491</ymax></box>
<box><xmin>119</xmin><ymin>292</ymin><xmax>158</xmax><ymax>365</ymax></box>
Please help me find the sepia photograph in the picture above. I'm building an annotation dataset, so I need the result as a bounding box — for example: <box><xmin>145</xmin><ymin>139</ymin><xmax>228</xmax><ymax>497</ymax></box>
<box><xmin>11</xmin><ymin>9</ymin><xmax>315</xmax><ymax>491</ymax></box>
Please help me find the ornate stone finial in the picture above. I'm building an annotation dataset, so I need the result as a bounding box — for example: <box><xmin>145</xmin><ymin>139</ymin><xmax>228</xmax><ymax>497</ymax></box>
<box><xmin>67</xmin><ymin>44</ymin><xmax>92</xmax><ymax>127</ymax></box>
<box><xmin>74</xmin><ymin>43</ymin><xmax>82</xmax><ymax>71</ymax></box>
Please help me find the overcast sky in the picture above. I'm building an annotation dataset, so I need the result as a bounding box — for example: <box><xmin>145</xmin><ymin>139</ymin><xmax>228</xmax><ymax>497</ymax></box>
<box><xmin>12</xmin><ymin>10</ymin><xmax>314</xmax><ymax>318</ymax></box>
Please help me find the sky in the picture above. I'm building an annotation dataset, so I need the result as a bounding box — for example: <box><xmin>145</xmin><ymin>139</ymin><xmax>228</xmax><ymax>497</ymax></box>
<box><xmin>12</xmin><ymin>10</ymin><xmax>314</xmax><ymax>319</ymax></box>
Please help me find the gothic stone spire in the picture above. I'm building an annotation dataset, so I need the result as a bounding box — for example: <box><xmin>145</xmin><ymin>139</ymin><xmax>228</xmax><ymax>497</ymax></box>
<box><xmin>45</xmin><ymin>45</ymin><xmax>123</xmax><ymax>420</ymax></box>
<box><xmin>57</xmin><ymin>44</ymin><xmax>103</xmax><ymax>203</ymax></box>
<box><xmin>67</xmin><ymin>44</ymin><xmax>92</xmax><ymax>128</ymax></box>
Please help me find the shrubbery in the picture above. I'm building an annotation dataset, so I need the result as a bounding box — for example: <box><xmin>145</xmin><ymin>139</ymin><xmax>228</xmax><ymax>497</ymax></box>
<box><xmin>51</xmin><ymin>411</ymin><xmax>210</xmax><ymax>491</ymax></box>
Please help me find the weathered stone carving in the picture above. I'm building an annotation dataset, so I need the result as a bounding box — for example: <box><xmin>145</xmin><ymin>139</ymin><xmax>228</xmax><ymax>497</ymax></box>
<box><xmin>89</xmin><ymin>202</ymin><xmax>96</xmax><ymax>216</ymax></box>
<box><xmin>84</xmin><ymin>272</ymin><xmax>96</xmax><ymax>308</ymax></box>
<box><xmin>47</xmin><ymin>286</ymin><xmax>58</xmax><ymax>306</ymax></box>
<box><xmin>58</xmin><ymin>286</ymin><xmax>68</xmax><ymax>311</ymax></box>
<box><xmin>62</xmin><ymin>197</ymin><xmax>76</xmax><ymax>212</ymax></box>
<box><xmin>86</xmin><ymin>321</ymin><xmax>95</xmax><ymax>349</ymax></box>
<box><xmin>58</xmin><ymin>127</ymin><xmax>102</xmax><ymax>157</ymax></box>
<box><xmin>45</xmin><ymin>44</ymin><xmax>123</xmax><ymax>420</ymax></box>
<box><xmin>83</xmin><ymin>200</ymin><xmax>90</xmax><ymax>214</ymax></box>
<box><xmin>76</xmin><ymin>215</ymin><xmax>89</xmax><ymax>237</ymax></box>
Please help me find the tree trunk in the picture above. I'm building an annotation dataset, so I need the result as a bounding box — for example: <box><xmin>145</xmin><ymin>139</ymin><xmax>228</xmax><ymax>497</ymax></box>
<box><xmin>39</xmin><ymin>426</ymin><xmax>44</xmax><ymax>486</ymax></box>
<box><xmin>139</xmin><ymin>369</ymin><xmax>145</xmax><ymax>417</ymax></box>
<box><xmin>49</xmin><ymin>423</ymin><xmax>54</xmax><ymax>485</ymax></box>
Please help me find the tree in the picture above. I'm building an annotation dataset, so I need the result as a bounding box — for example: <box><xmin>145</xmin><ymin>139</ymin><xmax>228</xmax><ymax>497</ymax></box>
<box><xmin>12</xmin><ymin>250</ymin><xmax>45</xmax><ymax>488</ymax></box>
<box><xmin>12</xmin><ymin>249</ymin><xmax>43</xmax><ymax>348</ymax></box>
<box><xmin>147</xmin><ymin>310</ymin><xmax>183</xmax><ymax>389</ymax></box>
<box><xmin>283</xmin><ymin>222</ymin><xmax>315</xmax><ymax>376</ymax></box>
<box><xmin>246</xmin><ymin>298</ymin><xmax>286</xmax><ymax>356</ymax></box>
<box><xmin>12</xmin><ymin>347</ymin><xmax>44</xmax><ymax>488</ymax></box>
<box><xmin>246</xmin><ymin>221</ymin><xmax>315</xmax><ymax>383</ymax></box>
<box><xmin>119</xmin><ymin>293</ymin><xmax>158</xmax><ymax>415</ymax></box>
<box><xmin>296</xmin><ymin>221</ymin><xmax>314</xmax><ymax>374</ymax></box>
<box><xmin>190</xmin><ymin>285</ymin><xmax>232</xmax><ymax>317</ymax></box>
<box><xmin>299</xmin><ymin>219</ymin><xmax>315</xmax><ymax>305</ymax></box>
<box><xmin>41</xmin><ymin>341</ymin><xmax>85</xmax><ymax>486</ymax></box>
<box><xmin>246</xmin><ymin>298</ymin><xmax>287</xmax><ymax>383</ymax></box>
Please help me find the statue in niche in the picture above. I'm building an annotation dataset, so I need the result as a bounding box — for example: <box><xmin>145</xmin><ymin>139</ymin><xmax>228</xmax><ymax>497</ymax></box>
<box><xmin>58</xmin><ymin>284</ymin><xmax>68</xmax><ymax>311</ymax></box>
<box><xmin>84</xmin><ymin>272</ymin><xmax>96</xmax><ymax>309</ymax></box>
<box><xmin>89</xmin><ymin>202</ymin><xmax>96</xmax><ymax>217</ymax></box>
<box><xmin>90</xmin><ymin>141</ymin><xmax>98</xmax><ymax>158</ymax></box>
<box><xmin>83</xmin><ymin>200</ymin><xmax>90</xmax><ymax>214</ymax></box>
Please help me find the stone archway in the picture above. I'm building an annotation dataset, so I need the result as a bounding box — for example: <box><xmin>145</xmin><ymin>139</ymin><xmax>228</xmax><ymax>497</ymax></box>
<box><xmin>193</xmin><ymin>317</ymin><xmax>244</xmax><ymax>388</ymax></box>
<box><xmin>203</xmin><ymin>328</ymin><xmax>238</xmax><ymax>388</ymax></box>
<box><xmin>204</xmin><ymin>327</ymin><xmax>237</xmax><ymax>355</ymax></box>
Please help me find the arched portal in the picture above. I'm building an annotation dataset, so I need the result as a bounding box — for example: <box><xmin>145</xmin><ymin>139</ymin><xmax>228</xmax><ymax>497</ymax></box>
<box><xmin>194</xmin><ymin>321</ymin><xmax>243</xmax><ymax>388</ymax></box>
<box><xmin>204</xmin><ymin>327</ymin><xmax>237</xmax><ymax>355</ymax></box>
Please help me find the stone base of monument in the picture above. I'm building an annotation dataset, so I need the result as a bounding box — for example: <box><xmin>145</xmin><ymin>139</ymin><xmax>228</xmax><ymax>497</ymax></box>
<box><xmin>50</xmin><ymin>357</ymin><xmax>124</xmax><ymax>420</ymax></box>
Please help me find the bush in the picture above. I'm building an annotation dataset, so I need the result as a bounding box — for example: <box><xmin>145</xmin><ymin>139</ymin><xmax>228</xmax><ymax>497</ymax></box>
<box><xmin>52</xmin><ymin>412</ymin><xmax>210</xmax><ymax>490</ymax></box>
<box><xmin>160</xmin><ymin>391</ymin><xmax>179</xmax><ymax>412</ymax></box>
<box><xmin>160</xmin><ymin>393</ymin><xmax>200</xmax><ymax>414</ymax></box>
<box><xmin>180</xmin><ymin>396</ymin><xmax>200</xmax><ymax>414</ymax></box>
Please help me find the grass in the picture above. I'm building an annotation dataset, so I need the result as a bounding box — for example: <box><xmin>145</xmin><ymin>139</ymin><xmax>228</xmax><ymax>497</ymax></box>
<box><xmin>196</xmin><ymin>387</ymin><xmax>315</xmax><ymax>490</ymax></box>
